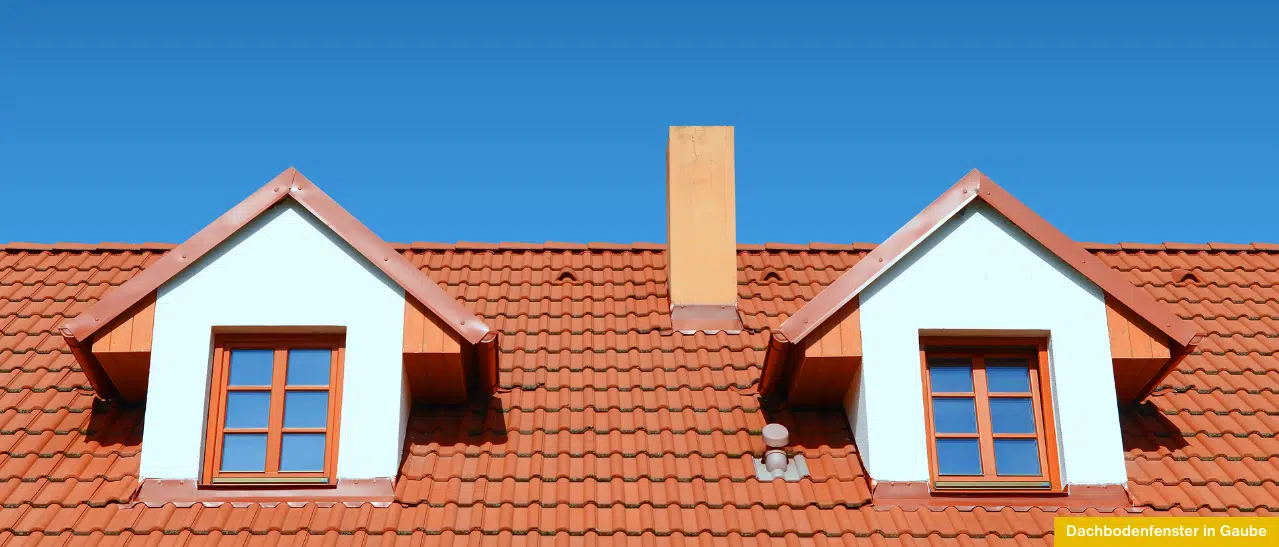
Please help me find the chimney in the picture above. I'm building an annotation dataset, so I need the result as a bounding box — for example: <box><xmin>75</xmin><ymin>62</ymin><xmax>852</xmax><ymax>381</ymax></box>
<box><xmin>666</xmin><ymin>126</ymin><xmax>743</xmax><ymax>332</ymax></box>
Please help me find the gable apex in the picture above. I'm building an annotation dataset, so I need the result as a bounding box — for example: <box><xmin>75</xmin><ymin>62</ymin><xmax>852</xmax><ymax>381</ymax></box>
<box><xmin>779</xmin><ymin>169</ymin><xmax>1201</xmax><ymax>349</ymax></box>
<box><xmin>60</xmin><ymin>168</ymin><xmax>491</xmax><ymax>399</ymax></box>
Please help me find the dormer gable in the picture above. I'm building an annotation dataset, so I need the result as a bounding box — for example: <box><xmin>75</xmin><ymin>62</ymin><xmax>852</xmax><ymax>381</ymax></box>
<box><xmin>60</xmin><ymin>167</ymin><xmax>495</xmax><ymax>404</ymax></box>
<box><xmin>764</xmin><ymin>169</ymin><xmax>1201</xmax><ymax>405</ymax></box>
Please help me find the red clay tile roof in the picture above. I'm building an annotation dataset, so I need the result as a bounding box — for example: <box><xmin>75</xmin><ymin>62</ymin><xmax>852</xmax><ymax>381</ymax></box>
<box><xmin>0</xmin><ymin>242</ymin><xmax>1275</xmax><ymax>545</ymax></box>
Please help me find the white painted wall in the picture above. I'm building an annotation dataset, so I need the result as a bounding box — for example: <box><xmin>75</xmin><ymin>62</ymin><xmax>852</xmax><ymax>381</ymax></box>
<box><xmin>847</xmin><ymin>201</ymin><xmax>1126</xmax><ymax>486</ymax></box>
<box><xmin>141</xmin><ymin>200</ymin><xmax>409</xmax><ymax>481</ymax></box>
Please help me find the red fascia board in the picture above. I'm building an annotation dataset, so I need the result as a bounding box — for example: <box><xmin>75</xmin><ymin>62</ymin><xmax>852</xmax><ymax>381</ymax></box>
<box><xmin>61</xmin><ymin>333</ymin><xmax>119</xmax><ymax>401</ymax></box>
<box><xmin>780</xmin><ymin>169</ymin><xmax>1201</xmax><ymax>349</ymax></box>
<box><xmin>758</xmin><ymin>332</ymin><xmax>791</xmax><ymax>396</ymax></box>
<box><xmin>474</xmin><ymin>332</ymin><xmax>501</xmax><ymax>396</ymax></box>
<box><xmin>61</xmin><ymin>168</ymin><xmax>490</xmax><ymax>350</ymax></box>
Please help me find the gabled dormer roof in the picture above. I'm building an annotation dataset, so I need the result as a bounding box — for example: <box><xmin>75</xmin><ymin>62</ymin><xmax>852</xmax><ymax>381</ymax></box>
<box><xmin>780</xmin><ymin>169</ymin><xmax>1202</xmax><ymax>348</ymax></box>
<box><xmin>59</xmin><ymin>167</ymin><xmax>491</xmax><ymax>397</ymax></box>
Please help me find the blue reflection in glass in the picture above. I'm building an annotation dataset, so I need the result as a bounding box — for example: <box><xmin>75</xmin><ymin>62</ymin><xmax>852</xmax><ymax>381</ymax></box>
<box><xmin>228</xmin><ymin>349</ymin><xmax>273</xmax><ymax>386</ymax></box>
<box><xmin>990</xmin><ymin>398</ymin><xmax>1037</xmax><ymax>433</ymax></box>
<box><xmin>287</xmin><ymin>349</ymin><xmax>331</xmax><ymax>386</ymax></box>
<box><xmin>932</xmin><ymin>397</ymin><xmax>977</xmax><ymax>433</ymax></box>
<box><xmin>930</xmin><ymin>365</ymin><xmax>973</xmax><ymax>393</ymax></box>
<box><xmin>280</xmin><ymin>433</ymin><xmax>326</xmax><ymax>471</ymax></box>
<box><xmin>936</xmin><ymin>438</ymin><xmax>982</xmax><ymax>476</ymax></box>
<box><xmin>987</xmin><ymin>365</ymin><xmax>1031</xmax><ymax>393</ymax></box>
<box><xmin>995</xmin><ymin>439</ymin><xmax>1042</xmax><ymax>476</ymax></box>
<box><xmin>224</xmin><ymin>391</ymin><xmax>270</xmax><ymax>429</ymax></box>
<box><xmin>220</xmin><ymin>433</ymin><xmax>267</xmax><ymax>471</ymax></box>
<box><xmin>283</xmin><ymin>391</ymin><xmax>328</xmax><ymax>428</ymax></box>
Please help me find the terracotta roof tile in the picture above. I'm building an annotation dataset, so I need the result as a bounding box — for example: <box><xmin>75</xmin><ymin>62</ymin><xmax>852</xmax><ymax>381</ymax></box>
<box><xmin>1</xmin><ymin>244</ymin><xmax>1277</xmax><ymax>542</ymax></box>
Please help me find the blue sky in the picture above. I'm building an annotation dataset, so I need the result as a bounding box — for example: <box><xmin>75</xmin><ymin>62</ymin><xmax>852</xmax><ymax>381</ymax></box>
<box><xmin>2</xmin><ymin>1</ymin><xmax>1276</xmax><ymax>245</ymax></box>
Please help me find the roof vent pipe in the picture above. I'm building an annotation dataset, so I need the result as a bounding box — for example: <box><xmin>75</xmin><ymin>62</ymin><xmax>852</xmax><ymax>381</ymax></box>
<box><xmin>762</xmin><ymin>423</ymin><xmax>790</xmax><ymax>475</ymax></box>
<box><xmin>752</xmin><ymin>423</ymin><xmax>810</xmax><ymax>481</ymax></box>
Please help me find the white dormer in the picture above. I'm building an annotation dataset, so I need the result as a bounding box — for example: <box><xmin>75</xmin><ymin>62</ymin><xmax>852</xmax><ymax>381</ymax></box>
<box><xmin>761</xmin><ymin>170</ymin><xmax>1200</xmax><ymax>506</ymax></box>
<box><xmin>853</xmin><ymin>200</ymin><xmax>1116</xmax><ymax>487</ymax></box>
<box><xmin>59</xmin><ymin>168</ymin><xmax>497</xmax><ymax>505</ymax></box>
<box><xmin>146</xmin><ymin>200</ymin><xmax>406</xmax><ymax>484</ymax></box>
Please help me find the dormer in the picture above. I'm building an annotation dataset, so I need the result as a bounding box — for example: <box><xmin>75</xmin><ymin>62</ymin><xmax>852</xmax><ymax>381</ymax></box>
<box><xmin>762</xmin><ymin>170</ymin><xmax>1201</xmax><ymax>507</ymax></box>
<box><xmin>58</xmin><ymin>168</ymin><xmax>497</xmax><ymax>505</ymax></box>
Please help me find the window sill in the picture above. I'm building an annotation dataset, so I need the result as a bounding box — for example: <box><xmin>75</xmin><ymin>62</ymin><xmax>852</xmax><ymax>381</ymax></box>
<box><xmin>136</xmin><ymin>478</ymin><xmax>395</xmax><ymax>507</ymax></box>
<box><xmin>871</xmin><ymin>481</ymin><xmax>1131</xmax><ymax>510</ymax></box>
<box><xmin>209</xmin><ymin>476</ymin><xmax>333</xmax><ymax>486</ymax></box>
<box><xmin>932</xmin><ymin>479</ymin><xmax>1055</xmax><ymax>493</ymax></box>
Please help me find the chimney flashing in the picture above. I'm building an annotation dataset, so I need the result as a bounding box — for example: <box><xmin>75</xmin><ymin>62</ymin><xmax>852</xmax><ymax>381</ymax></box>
<box><xmin>670</xmin><ymin>303</ymin><xmax>743</xmax><ymax>333</ymax></box>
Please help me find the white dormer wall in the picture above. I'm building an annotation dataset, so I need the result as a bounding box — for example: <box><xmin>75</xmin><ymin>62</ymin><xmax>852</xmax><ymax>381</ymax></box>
<box><xmin>845</xmin><ymin>201</ymin><xmax>1128</xmax><ymax>486</ymax></box>
<box><xmin>140</xmin><ymin>200</ymin><xmax>411</xmax><ymax>481</ymax></box>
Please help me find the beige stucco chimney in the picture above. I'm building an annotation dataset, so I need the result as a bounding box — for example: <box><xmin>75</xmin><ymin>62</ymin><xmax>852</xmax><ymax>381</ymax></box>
<box><xmin>666</xmin><ymin>126</ymin><xmax>743</xmax><ymax>332</ymax></box>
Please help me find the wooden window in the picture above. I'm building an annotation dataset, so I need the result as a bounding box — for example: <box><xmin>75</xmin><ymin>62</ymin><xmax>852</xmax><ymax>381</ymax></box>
<box><xmin>920</xmin><ymin>338</ymin><xmax>1060</xmax><ymax>492</ymax></box>
<box><xmin>203</xmin><ymin>333</ymin><xmax>344</xmax><ymax>485</ymax></box>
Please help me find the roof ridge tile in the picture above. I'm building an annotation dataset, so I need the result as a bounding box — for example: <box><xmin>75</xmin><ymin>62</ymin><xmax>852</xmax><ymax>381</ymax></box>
<box><xmin>1163</xmin><ymin>242</ymin><xmax>1213</xmax><ymax>251</ymax></box>
<box><xmin>496</xmin><ymin>242</ymin><xmax>545</xmax><ymax>250</ymax></box>
<box><xmin>584</xmin><ymin>242</ymin><xmax>629</xmax><ymax>251</ymax></box>
<box><xmin>1209</xmin><ymin>242</ymin><xmax>1256</xmax><ymax>251</ymax></box>
<box><xmin>405</xmin><ymin>242</ymin><xmax>454</xmax><ymax>250</ymax></box>
<box><xmin>1119</xmin><ymin>242</ymin><xmax>1168</xmax><ymax>251</ymax></box>
<box><xmin>807</xmin><ymin>243</ymin><xmax>857</xmax><ymax>251</ymax></box>
<box><xmin>542</xmin><ymin>242</ymin><xmax>589</xmax><ymax>250</ymax></box>
<box><xmin>453</xmin><ymin>241</ymin><xmax>500</xmax><ymax>250</ymax></box>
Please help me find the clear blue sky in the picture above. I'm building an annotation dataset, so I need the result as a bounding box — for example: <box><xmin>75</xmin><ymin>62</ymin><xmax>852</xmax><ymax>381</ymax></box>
<box><xmin>2</xmin><ymin>1</ymin><xmax>1276</xmax><ymax>245</ymax></box>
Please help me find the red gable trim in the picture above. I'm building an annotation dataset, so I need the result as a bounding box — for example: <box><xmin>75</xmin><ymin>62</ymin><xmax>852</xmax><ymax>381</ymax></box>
<box><xmin>779</xmin><ymin>169</ymin><xmax>1201</xmax><ymax>348</ymax></box>
<box><xmin>60</xmin><ymin>168</ymin><xmax>491</xmax><ymax>396</ymax></box>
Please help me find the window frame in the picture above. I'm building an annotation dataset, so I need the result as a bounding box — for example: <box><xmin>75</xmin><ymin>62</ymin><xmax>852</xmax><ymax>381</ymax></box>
<box><xmin>918</xmin><ymin>337</ymin><xmax>1061</xmax><ymax>493</ymax></box>
<box><xmin>203</xmin><ymin>333</ymin><xmax>345</xmax><ymax>486</ymax></box>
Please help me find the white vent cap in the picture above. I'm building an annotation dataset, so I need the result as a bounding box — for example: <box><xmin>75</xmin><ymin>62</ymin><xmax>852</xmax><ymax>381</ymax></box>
<box><xmin>762</xmin><ymin>423</ymin><xmax>789</xmax><ymax>448</ymax></box>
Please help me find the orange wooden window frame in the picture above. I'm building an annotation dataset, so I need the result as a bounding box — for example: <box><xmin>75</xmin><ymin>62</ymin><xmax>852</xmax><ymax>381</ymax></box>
<box><xmin>919</xmin><ymin>337</ymin><xmax>1061</xmax><ymax>493</ymax></box>
<box><xmin>203</xmin><ymin>333</ymin><xmax>345</xmax><ymax>485</ymax></box>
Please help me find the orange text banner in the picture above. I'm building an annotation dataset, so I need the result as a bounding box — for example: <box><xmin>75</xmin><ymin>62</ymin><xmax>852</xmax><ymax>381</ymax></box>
<box><xmin>1055</xmin><ymin>517</ymin><xmax>1274</xmax><ymax>546</ymax></box>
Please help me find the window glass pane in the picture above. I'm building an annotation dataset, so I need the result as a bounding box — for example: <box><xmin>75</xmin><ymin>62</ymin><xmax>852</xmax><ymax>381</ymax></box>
<box><xmin>280</xmin><ymin>433</ymin><xmax>326</xmax><ymax>471</ymax></box>
<box><xmin>220</xmin><ymin>433</ymin><xmax>267</xmax><ymax>472</ymax></box>
<box><xmin>990</xmin><ymin>397</ymin><xmax>1037</xmax><ymax>433</ymax></box>
<box><xmin>994</xmin><ymin>439</ymin><xmax>1042</xmax><ymax>476</ymax></box>
<box><xmin>287</xmin><ymin>349</ymin><xmax>331</xmax><ymax>386</ymax></box>
<box><xmin>987</xmin><ymin>364</ymin><xmax>1031</xmax><ymax>393</ymax></box>
<box><xmin>228</xmin><ymin>349</ymin><xmax>273</xmax><ymax>386</ymax></box>
<box><xmin>224</xmin><ymin>391</ymin><xmax>271</xmax><ymax>429</ymax></box>
<box><xmin>929</xmin><ymin>365</ymin><xmax>973</xmax><ymax>393</ymax></box>
<box><xmin>932</xmin><ymin>397</ymin><xmax>977</xmax><ymax>433</ymax></box>
<box><xmin>935</xmin><ymin>438</ymin><xmax>982</xmax><ymax>476</ymax></box>
<box><xmin>284</xmin><ymin>391</ymin><xmax>328</xmax><ymax>428</ymax></box>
